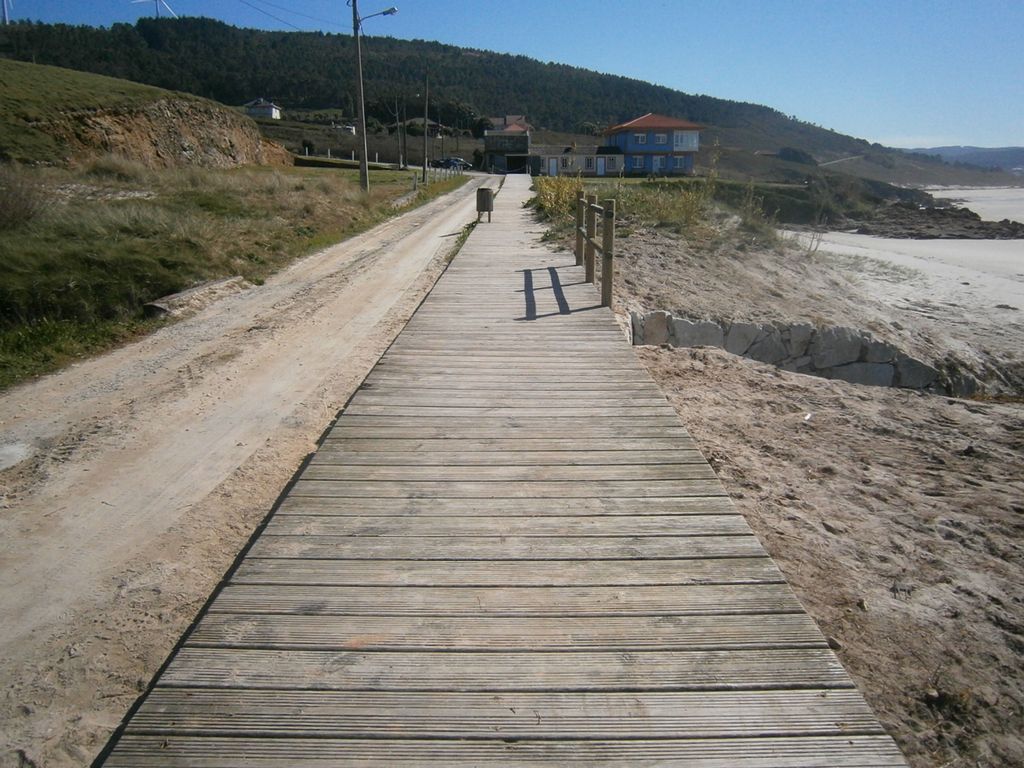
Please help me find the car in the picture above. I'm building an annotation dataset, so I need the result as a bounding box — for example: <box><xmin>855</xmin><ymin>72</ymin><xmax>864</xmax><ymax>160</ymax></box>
<box><xmin>433</xmin><ymin>157</ymin><xmax>472</xmax><ymax>170</ymax></box>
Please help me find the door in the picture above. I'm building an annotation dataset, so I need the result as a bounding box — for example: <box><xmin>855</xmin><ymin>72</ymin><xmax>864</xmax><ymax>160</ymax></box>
<box><xmin>596</xmin><ymin>157</ymin><xmax>606</xmax><ymax>176</ymax></box>
<box><xmin>547</xmin><ymin>158</ymin><xmax>559</xmax><ymax>176</ymax></box>
<box><xmin>652</xmin><ymin>155</ymin><xmax>663</xmax><ymax>173</ymax></box>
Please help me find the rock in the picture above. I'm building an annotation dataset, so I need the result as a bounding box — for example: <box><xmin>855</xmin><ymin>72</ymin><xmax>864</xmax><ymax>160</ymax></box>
<box><xmin>822</xmin><ymin>520</ymin><xmax>846</xmax><ymax>535</ymax></box>
<box><xmin>856</xmin><ymin>598</ymin><xmax>869</xmax><ymax>611</ymax></box>
<box><xmin>746</xmin><ymin>327</ymin><xmax>788</xmax><ymax>364</ymax></box>
<box><xmin>825</xmin><ymin>362</ymin><xmax>895</xmax><ymax>387</ymax></box>
<box><xmin>724</xmin><ymin>322</ymin><xmax>760</xmax><ymax>356</ymax></box>
<box><xmin>630</xmin><ymin>311</ymin><xmax>645</xmax><ymax>345</ymax></box>
<box><xmin>946</xmin><ymin>370</ymin><xmax>981</xmax><ymax>397</ymax></box>
<box><xmin>670</xmin><ymin>318</ymin><xmax>724</xmax><ymax>348</ymax></box>
<box><xmin>826</xmin><ymin>636</ymin><xmax>843</xmax><ymax>650</ymax></box>
<box><xmin>862</xmin><ymin>336</ymin><xmax>898</xmax><ymax>363</ymax></box>
<box><xmin>895</xmin><ymin>354</ymin><xmax>939</xmax><ymax>389</ymax></box>
<box><xmin>642</xmin><ymin>311</ymin><xmax>671</xmax><ymax>345</ymax></box>
<box><xmin>809</xmin><ymin>326</ymin><xmax>863</xmax><ymax>369</ymax></box>
<box><xmin>786</xmin><ymin>323</ymin><xmax>815</xmax><ymax>357</ymax></box>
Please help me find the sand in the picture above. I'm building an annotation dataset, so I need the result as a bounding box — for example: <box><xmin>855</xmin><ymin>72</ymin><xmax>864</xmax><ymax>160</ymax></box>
<box><xmin>928</xmin><ymin>187</ymin><xmax>1024</xmax><ymax>224</ymax></box>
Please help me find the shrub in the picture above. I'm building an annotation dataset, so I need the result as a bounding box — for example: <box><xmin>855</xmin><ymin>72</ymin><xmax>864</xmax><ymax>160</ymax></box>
<box><xmin>533</xmin><ymin>175</ymin><xmax>584</xmax><ymax>219</ymax></box>
<box><xmin>0</xmin><ymin>164</ymin><xmax>48</xmax><ymax>230</ymax></box>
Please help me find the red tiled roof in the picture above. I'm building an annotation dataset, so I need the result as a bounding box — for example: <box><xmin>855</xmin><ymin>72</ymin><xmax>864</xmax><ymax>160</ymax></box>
<box><xmin>605</xmin><ymin>113</ymin><xmax>703</xmax><ymax>133</ymax></box>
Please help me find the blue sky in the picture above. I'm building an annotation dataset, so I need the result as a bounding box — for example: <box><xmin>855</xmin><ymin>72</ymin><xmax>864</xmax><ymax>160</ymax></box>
<box><xmin>10</xmin><ymin>0</ymin><xmax>1023</xmax><ymax>147</ymax></box>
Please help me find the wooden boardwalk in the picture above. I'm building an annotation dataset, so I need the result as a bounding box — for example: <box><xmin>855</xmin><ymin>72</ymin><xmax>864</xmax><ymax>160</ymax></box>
<box><xmin>101</xmin><ymin>175</ymin><xmax>907</xmax><ymax>766</ymax></box>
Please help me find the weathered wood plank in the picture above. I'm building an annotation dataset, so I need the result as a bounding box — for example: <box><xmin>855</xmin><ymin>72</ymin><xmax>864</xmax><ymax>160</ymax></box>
<box><xmin>230</xmin><ymin>557</ymin><xmax>785</xmax><ymax>587</ymax></box>
<box><xmin>273</xmin><ymin>495</ymin><xmax>738</xmax><ymax>516</ymax></box>
<box><xmin>208</xmin><ymin>583</ymin><xmax>800</xmax><ymax>617</ymax></box>
<box><xmin>288</xmin><ymin>478</ymin><xmax>727</xmax><ymax>498</ymax></box>
<box><xmin>299</xmin><ymin>464</ymin><xmax>717</xmax><ymax>483</ymax></box>
<box><xmin>261</xmin><ymin>514</ymin><xmax>749</xmax><ymax>537</ymax></box>
<box><xmin>189</xmin><ymin>612</ymin><xmax>818</xmax><ymax>651</ymax></box>
<box><xmin>160</xmin><ymin>647</ymin><xmax>853</xmax><ymax>691</ymax></box>
<box><xmin>247</xmin><ymin>534</ymin><xmax>762</xmax><ymax>560</ymax></box>
<box><xmin>103</xmin><ymin>735</ymin><xmax>909</xmax><ymax>767</ymax></box>
<box><xmin>316</xmin><ymin>437</ymin><xmax>702</xmax><ymax>453</ymax></box>
<box><xmin>310</xmin><ymin>448</ymin><xmax>707</xmax><ymax>466</ymax></box>
<box><xmin>127</xmin><ymin>689</ymin><xmax>881</xmax><ymax>738</ymax></box>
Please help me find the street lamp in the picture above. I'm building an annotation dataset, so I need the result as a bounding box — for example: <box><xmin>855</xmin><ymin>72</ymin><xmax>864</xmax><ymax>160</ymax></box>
<box><xmin>350</xmin><ymin>1</ymin><xmax>397</xmax><ymax>193</ymax></box>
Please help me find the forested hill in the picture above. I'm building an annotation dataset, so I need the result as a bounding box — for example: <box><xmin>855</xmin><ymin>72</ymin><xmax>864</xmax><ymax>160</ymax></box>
<box><xmin>2</xmin><ymin>17</ymin><xmax>874</xmax><ymax>158</ymax></box>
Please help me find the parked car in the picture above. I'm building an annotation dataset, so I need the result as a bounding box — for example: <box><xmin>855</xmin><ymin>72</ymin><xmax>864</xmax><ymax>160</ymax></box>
<box><xmin>433</xmin><ymin>157</ymin><xmax>472</xmax><ymax>170</ymax></box>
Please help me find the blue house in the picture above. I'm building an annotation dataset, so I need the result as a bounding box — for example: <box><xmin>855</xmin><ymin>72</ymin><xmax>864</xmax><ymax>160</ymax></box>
<box><xmin>603</xmin><ymin>113</ymin><xmax>701</xmax><ymax>175</ymax></box>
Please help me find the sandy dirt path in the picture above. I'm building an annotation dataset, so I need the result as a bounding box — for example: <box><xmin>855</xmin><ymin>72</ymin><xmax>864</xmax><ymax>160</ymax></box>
<box><xmin>0</xmin><ymin>176</ymin><xmax>493</xmax><ymax>766</ymax></box>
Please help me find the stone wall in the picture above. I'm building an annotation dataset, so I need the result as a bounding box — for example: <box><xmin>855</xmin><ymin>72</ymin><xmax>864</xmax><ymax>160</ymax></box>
<box><xmin>630</xmin><ymin>310</ymin><xmax>977</xmax><ymax>395</ymax></box>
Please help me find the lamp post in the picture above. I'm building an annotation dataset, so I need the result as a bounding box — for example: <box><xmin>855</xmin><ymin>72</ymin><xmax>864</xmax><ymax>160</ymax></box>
<box><xmin>350</xmin><ymin>1</ymin><xmax>397</xmax><ymax>193</ymax></box>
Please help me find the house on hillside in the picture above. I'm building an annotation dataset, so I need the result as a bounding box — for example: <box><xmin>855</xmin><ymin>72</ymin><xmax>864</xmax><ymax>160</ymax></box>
<box><xmin>487</xmin><ymin>114</ymin><xmax>533</xmax><ymax>132</ymax></box>
<box><xmin>603</xmin><ymin>113</ymin><xmax>701</xmax><ymax>175</ymax></box>
<box><xmin>244</xmin><ymin>98</ymin><xmax>282</xmax><ymax>120</ymax></box>
<box><xmin>484</xmin><ymin>122</ymin><xmax>531</xmax><ymax>173</ymax></box>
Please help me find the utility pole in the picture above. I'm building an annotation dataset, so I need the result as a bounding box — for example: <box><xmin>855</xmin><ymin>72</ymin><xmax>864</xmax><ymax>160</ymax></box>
<box><xmin>422</xmin><ymin>72</ymin><xmax>428</xmax><ymax>184</ymax></box>
<box><xmin>351</xmin><ymin>0</ymin><xmax>370</xmax><ymax>192</ymax></box>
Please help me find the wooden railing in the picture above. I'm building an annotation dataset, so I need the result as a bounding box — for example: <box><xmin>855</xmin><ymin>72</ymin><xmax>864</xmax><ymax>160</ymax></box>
<box><xmin>575</xmin><ymin>191</ymin><xmax>617</xmax><ymax>307</ymax></box>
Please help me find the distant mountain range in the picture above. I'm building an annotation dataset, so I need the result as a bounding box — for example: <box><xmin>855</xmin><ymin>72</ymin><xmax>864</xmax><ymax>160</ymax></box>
<box><xmin>906</xmin><ymin>146</ymin><xmax>1024</xmax><ymax>174</ymax></box>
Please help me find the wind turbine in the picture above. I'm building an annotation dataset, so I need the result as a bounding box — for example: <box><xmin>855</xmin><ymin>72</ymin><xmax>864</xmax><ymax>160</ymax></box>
<box><xmin>3</xmin><ymin>0</ymin><xmax>13</xmax><ymax>26</ymax></box>
<box><xmin>131</xmin><ymin>0</ymin><xmax>178</xmax><ymax>19</ymax></box>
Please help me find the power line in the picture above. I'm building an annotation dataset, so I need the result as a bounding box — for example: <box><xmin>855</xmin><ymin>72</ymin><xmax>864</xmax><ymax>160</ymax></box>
<box><xmin>245</xmin><ymin>0</ymin><xmax>343</xmax><ymax>29</ymax></box>
<box><xmin>235</xmin><ymin>0</ymin><xmax>303</xmax><ymax>31</ymax></box>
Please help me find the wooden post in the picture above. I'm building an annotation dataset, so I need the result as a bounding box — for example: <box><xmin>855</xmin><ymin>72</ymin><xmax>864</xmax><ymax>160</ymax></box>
<box><xmin>601</xmin><ymin>199</ymin><xmax>616</xmax><ymax>307</ymax></box>
<box><xmin>574</xmin><ymin>191</ymin><xmax>585</xmax><ymax>266</ymax></box>
<box><xmin>584</xmin><ymin>194</ymin><xmax>597</xmax><ymax>284</ymax></box>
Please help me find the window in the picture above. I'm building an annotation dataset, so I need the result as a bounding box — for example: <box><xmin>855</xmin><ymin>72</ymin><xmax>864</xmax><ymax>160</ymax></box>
<box><xmin>633</xmin><ymin>156</ymin><xmax>645</xmax><ymax>170</ymax></box>
<box><xmin>585</xmin><ymin>156</ymin><xmax>594</xmax><ymax>170</ymax></box>
<box><xmin>561</xmin><ymin>157</ymin><xmax>570</xmax><ymax>169</ymax></box>
<box><xmin>606</xmin><ymin>158</ymin><xmax>617</xmax><ymax>170</ymax></box>
<box><xmin>633</xmin><ymin>133</ymin><xmax>647</xmax><ymax>144</ymax></box>
<box><xmin>674</xmin><ymin>131</ymin><xmax>698</xmax><ymax>150</ymax></box>
<box><xmin>655</xmin><ymin>133</ymin><xmax>667</xmax><ymax>144</ymax></box>
<box><xmin>675</xmin><ymin>156</ymin><xmax>689</xmax><ymax>168</ymax></box>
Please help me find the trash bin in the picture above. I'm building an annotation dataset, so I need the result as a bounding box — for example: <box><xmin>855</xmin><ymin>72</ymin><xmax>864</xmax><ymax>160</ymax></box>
<box><xmin>476</xmin><ymin>188</ymin><xmax>494</xmax><ymax>222</ymax></box>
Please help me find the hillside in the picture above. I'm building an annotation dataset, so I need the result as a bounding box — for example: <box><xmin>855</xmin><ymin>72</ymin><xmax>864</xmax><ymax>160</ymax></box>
<box><xmin>0</xmin><ymin>58</ymin><xmax>288</xmax><ymax>167</ymax></box>
<box><xmin>0</xmin><ymin>17</ymin><xmax>1015</xmax><ymax>186</ymax></box>
<box><xmin>907</xmin><ymin>146</ymin><xmax>1024</xmax><ymax>174</ymax></box>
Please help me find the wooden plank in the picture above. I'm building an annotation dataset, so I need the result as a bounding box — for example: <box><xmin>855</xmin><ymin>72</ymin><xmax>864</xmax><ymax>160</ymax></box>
<box><xmin>261</xmin><ymin>514</ymin><xmax>749</xmax><ymax>537</ymax></box>
<box><xmin>325</xmin><ymin>426</ymin><xmax>693</xmax><ymax>440</ymax></box>
<box><xmin>246</xmin><ymin>534</ymin><xmax>762</xmax><ymax>560</ymax></box>
<box><xmin>208</xmin><ymin>583</ymin><xmax>800</xmax><ymax>617</ymax></box>
<box><xmin>288</xmin><ymin>479</ymin><xmax>727</xmax><ymax>498</ymax></box>
<box><xmin>230</xmin><ymin>557</ymin><xmax>785</xmax><ymax>587</ymax></box>
<box><xmin>189</xmin><ymin>612</ymin><xmax>818</xmax><ymax>651</ymax></box>
<box><xmin>159</xmin><ymin>647</ymin><xmax>852</xmax><ymax>691</ymax></box>
<box><xmin>298</xmin><ymin>464</ymin><xmax>717</xmax><ymax>483</ymax></box>
<box><xmin>315</xmin><ymin>438</ymin><xmax>702</xmax><ymax>453</ymax></box>
<box><xmin>273</xmin><ymin>495</ymin><xmax>738</xmax><ymax>516</ymax></box>
<box><xmin>309</xmin><ymin>448</ymin><xmax>707</xmax><ymax>466</ymax></box>
<box><xmin>127</xmin><ymin>689</ymin><xmax>881</xmax><ymax>738</ymax></box>
<box><xmin>102</xmin><ymin>735</ymin><xmax>909</xmax><ymax>767</ymax></box>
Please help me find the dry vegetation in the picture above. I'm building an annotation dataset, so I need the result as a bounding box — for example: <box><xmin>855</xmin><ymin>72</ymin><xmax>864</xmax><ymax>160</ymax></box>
<box><xmin>0</xmin><ymin>158</ymin><xmax>463</xmax><ymax>388</ymax></box>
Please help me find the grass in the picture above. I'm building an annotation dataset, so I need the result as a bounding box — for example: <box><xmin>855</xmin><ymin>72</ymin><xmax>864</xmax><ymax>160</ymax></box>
<box><xmin>0</xmin><ymin>159</ymin><xmax>467</xmax><ymax>389</ymax></box>
<box><xmin>0</xmin><ymin>58</ymin><xmax>203</xmax><ymax>163</ymax></box>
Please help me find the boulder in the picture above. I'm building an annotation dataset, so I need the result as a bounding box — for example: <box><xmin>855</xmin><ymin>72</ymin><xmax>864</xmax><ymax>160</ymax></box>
<box><xmin>787</xmin><ymin>323</ymin><xmax>815</xmax><ymax>358</ymax></box>
<box><xmin>826</xmin><ymin>362</ymin><xmax>895</xmax><ymax>387</ymax></box>
<box><xmin>642</xmin><ymin>311</ymin><xmax>671</xmax><ymax>346</ymax></box>
<box><xmin>670</xmin><ymin>318</ymin><xmax>725</xmax><ymax>348</ymax></box>
<box><xmin>809</xmin><ymin>326</ymin><xmax>863</xmax><ymax>369</ymax></box>
<box><xmin>630</xmin><ymin>311</ymin><xmax>645</xmax><ymax>345</ymax></box>
<box><xmin>863</xmin><ymin>336</ymin><xmax>898</xmax><ymax>363</ymax></box>
<box><xmin>895</xmin><ymin>354</ymin><xmax>939</xmax><ymax>389</ymax></box>
<box><xmin>746</xmin><ymin>327</ymin><xmax>788</xmax><ymax>364</ymax></box>
<box><xmin>725</xmin><ymin>322</ymin><xmax>760</xmax><ymax>356</ymax></box>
